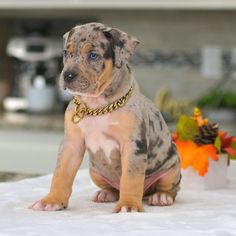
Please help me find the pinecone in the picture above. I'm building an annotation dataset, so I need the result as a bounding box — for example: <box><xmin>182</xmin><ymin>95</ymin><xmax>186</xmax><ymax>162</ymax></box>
<box><xmin>194</xmin><ymin>123</ymin><xmax>219</xmax><ymax>145</ymax></box>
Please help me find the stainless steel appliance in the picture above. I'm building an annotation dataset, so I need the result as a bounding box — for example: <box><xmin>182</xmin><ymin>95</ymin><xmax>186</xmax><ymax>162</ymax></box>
<box><xmin>6</xmin><ymin>36</ymin><xmax>62</xmax><ymax>112</ymax></box>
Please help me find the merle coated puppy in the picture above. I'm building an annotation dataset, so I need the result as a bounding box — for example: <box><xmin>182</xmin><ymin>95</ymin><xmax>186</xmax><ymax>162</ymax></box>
<box><xmin>30</xmin><ymin>23</ymin><xmax>181</xmax><ymax>213</ymax></box>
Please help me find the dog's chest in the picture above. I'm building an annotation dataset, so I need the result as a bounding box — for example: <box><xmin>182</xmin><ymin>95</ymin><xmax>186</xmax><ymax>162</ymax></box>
<box><xmin>79</xmin><ymin>115</ymin><xmax>119</xmax><ymax>163</ymax></box>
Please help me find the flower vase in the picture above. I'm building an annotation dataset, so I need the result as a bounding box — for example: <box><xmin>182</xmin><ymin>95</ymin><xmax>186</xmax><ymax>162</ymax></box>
<box><xmin>181</xmin><ymin>154</ymin><xmax>228</xmax><ymax>190</ymax></box>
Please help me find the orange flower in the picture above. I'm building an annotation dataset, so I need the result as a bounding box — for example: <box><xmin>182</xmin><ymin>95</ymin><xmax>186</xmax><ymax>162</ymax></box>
<box><xmin>175</xmin><ymin>140</ymin><xmax>218</xmax><ymax>176</ymax></box>
<box><xmin>193</xmin><ymin>107</ymin><xmax>209</xmax><ymax>126</ymax></box>
<box><xmin>172</xmin><ymin>132</ymin><xmax>178</xmax><ymax>141</ymax></box>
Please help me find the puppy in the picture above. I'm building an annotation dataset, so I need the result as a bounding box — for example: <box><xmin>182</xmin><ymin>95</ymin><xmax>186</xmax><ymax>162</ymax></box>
<box><xmin>30</xmin><ymin>22</ymin><xmax>181</xmax><ymax>213</ymax></box>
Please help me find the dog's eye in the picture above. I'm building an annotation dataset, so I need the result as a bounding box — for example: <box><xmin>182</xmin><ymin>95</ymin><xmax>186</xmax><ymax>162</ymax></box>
<box><xmin>88</xmin><ymin>51</ymin><xmax>99</xmax><ymax>61</ymax></box>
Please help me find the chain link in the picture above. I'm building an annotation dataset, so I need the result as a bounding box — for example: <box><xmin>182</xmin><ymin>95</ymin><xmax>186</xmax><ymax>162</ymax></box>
<box><xmin>72</xmin><ymin>86</ymin><xmax>133</xmax><ymax>124</ymax></box>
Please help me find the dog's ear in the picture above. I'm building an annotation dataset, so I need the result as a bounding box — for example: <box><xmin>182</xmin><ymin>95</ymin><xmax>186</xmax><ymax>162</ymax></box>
<box><xmin>103</xmin><ymin>27</ymin><xmax>140</xmax><ymax>68</ymax></box>
<box><xmin>62</xmin><ymin>32</ymin><xmax>69</xmax><ymax>63</ymax></box>
<box><xmin>63</xmin><ymin>32</ymin><xmax>69</xmax><ymax>49</ymax></box>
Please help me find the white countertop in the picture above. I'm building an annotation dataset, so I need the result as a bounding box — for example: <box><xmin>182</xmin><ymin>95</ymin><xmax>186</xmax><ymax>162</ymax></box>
<box><xmin>1</xmin><ymin>0</ymin><xmax>236</xmax><ymax>10</ymax></box>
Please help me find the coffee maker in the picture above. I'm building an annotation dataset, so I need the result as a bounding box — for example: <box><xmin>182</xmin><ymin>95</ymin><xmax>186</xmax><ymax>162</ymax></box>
<box><xmin>6</xmin><ymin>23</ymin><xmax>63</xmax><ymax>112</ymax></box>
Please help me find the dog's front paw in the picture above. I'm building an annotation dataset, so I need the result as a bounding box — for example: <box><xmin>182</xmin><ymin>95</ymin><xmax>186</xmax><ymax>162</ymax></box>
<box><xmin>29</xmin><ymin>195</ymin><xmax>68</xmax><ymax>211</ymax></box>
<box><xmin>113</xmin><ymin>200</ymin><xmax>144</xmax><ymax>213</ymax></box>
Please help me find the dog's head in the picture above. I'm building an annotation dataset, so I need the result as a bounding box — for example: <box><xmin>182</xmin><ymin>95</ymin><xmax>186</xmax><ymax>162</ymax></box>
<box><xmin>61</xmin><ymin>22</ymin><xmax>139</xmax><ymax>97</ymax></box>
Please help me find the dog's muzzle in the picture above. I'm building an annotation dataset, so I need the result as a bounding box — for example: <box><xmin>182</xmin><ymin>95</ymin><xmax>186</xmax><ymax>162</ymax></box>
<box><xmin>77</xmin><ymin>79</ymin><xmax>90</xmax><ymax>90</ymax></box>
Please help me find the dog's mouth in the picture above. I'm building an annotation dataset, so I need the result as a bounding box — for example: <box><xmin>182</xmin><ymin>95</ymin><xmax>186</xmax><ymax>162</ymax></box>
<box><xmin>63</xmin><ymin>79</ymin><xmax>103</xmax><ymax>98</ymax></box>
<box><xmin>65</xmin><ymin>84</ymin><xmax>109</xmax><ymax>98</ymax></box>
<box><xmin>63</xmin><ymin>77</ymin><xmax>90</xmax><ymax>90</ymax></box>
<box><xmin>62</xmin><ymin>75</ymin><xmax>111</xmax><ymax>98</ymax></box>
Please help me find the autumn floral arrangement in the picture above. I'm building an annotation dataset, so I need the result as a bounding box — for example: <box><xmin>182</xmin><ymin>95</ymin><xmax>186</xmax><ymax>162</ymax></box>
<box><xmin>172</xmin><ymin>107</ymin><xmax>236</xmax><ymax>177</ymax></box>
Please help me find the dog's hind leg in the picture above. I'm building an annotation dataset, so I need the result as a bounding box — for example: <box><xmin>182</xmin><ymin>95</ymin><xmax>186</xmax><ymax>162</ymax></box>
<box><xmin>90</xmin><ymin>169</ymin><xmax>119</xmax><ymax>203</ymax></box>
<box><xmin>146</xmin><ymin>163</ymin><xmax>181</xmax><ymax>206</ymax></box>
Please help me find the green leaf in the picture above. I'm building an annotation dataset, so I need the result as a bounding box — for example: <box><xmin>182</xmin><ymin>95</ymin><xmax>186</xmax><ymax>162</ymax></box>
<box><xmin>229</xmin><ymin>141</ymin><xmax>236</xmax><ymax>160</ymax></box>
<box><xmin>214</xmin><ymin>135</ymin><xmax>222</xmax><ymax>153</ymax></box>
<box><xmin>177</xmin><ymin>115</ymin><xmax>199</xmax><ymax>141</ymax></box>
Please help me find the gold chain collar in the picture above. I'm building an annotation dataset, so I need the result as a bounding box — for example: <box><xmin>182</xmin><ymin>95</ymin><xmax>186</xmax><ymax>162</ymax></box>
<box><xmin>72</xmin><ymin>86</ymin><xmax>133</xmax><ymax>124</ymax></box>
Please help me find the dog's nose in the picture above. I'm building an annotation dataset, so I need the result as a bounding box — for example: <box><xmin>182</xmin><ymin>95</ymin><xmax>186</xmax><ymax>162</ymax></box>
<box><xmin>64</xmin><ymin>70</ymin><xmax>77</xmax><ymax>82</ymax></box>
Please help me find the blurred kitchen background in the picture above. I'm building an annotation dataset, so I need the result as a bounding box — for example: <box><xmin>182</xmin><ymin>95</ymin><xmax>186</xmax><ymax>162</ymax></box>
<box><xmin>0</xmin><ymin>0</ymin><xmax>236</xmax><ymax>180</ymax></box>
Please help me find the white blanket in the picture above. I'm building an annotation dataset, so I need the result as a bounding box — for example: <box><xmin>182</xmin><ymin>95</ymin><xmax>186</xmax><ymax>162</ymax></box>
<box><xmin>0</xmin><ymin>169</ymin><xmax>236</xmax><ymax>236</ymax></box>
